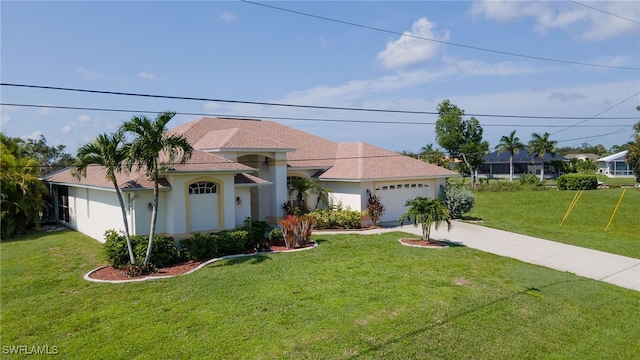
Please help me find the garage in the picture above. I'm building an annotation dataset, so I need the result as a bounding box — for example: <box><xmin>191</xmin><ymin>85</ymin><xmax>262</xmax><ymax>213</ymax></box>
<box><xmin>375</xmin><ymin>181</ymin><xmax>435</xmax><ymax>223</ymax></box>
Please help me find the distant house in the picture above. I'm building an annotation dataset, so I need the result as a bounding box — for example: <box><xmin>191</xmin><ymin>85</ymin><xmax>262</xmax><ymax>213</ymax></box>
<box><xmin>479</xmin><ymin>150</ymin><xmax>566</xmax><ymax>179</ymax></box>
<box><xmin>596</xmin><ymin>150</ymin><xmax>633</xmax><ymax>177</ymax></box>
<box><xmin>564</xmin><ymin>153</ymin><xmax>600</xmax><ymax>162</ymax></box>
<box><xmin>43</xmin><ymin>117</ymin><xmax>457</xmax><ymax>241</ymax></box>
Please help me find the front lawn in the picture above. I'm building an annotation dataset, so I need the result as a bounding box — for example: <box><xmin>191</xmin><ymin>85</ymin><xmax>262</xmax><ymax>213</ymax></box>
<box><xmin>468</xmin><ymin>188</ymin><xmax>640</xmax><ymax>258</ymax></box>
<box><xmin>1</xmin><ymin>230</ymin><xmax>639</xmax><ymax>359</ymax></box>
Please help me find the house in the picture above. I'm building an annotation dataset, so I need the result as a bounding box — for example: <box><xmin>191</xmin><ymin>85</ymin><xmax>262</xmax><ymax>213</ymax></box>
<box><xmin>596</xmin><ymin>150</ymin><xmax>633</xmax><ymax>177</ymax></box>
<box><xmin>479</xmin><ymin>150</ymin><xmax>566</xmax><ymax>179</ymax></box>
<box><xmin>43</xmin><ymin>117</ymin><xmax>457</xmax><ymax>241</ymax></box>
<box><xmin>564</xmin><ymin>153</ymin><xmax>600</xmax><ymax>162</ymax></box>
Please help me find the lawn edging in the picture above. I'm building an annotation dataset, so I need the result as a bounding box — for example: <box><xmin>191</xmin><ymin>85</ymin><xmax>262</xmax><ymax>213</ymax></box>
<box><xmin>84</xmin><ymin>242</ymin><xmax>318</xmax><ymax>284</ymax></box>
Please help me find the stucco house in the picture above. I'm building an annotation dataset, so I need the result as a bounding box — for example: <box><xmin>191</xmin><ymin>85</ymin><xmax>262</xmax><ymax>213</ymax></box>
<box><xmin>43</xmin><ymin>117</ymin><xmax>457</xmax><ymax>242</ymax></box>
<box><xmin>596</xmin><ymin>150</ymin><xmax>633</xmax><ymax>177</ymax></box>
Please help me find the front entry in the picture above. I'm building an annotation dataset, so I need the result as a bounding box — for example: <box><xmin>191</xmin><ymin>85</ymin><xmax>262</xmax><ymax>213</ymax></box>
<box><xmin>188</xmin><ymin>181</ymin><xmax>219</xmax><ymax>232</ymax></box>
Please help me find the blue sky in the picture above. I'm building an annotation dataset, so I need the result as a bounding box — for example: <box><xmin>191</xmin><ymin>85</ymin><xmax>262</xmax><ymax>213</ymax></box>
<box><xmin>1</xmin><ymin>1</ymin><xmax>639</xmax><ymax>155</ymax></box>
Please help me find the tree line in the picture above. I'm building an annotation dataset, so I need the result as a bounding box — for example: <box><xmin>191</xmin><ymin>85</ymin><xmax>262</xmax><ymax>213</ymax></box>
<box><xmin>401</xmin><ymin>100</ymin><xmax>640</xmax><ymax>188</ymax></box>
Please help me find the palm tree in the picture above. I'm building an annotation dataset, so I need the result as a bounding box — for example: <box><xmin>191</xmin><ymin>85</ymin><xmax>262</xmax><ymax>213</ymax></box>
<box><xmin>287</xmin><ymin>177</ymin><xmax>329</xmax><ymax>212</ymax></box>
<box><xmin>72</xmin><ymin>130</ymin><xmax>136</xmax><ymax>265</ymax></box>
<box><xmin>496</xmin><ymin>130</ymin><xmax>525</xmax><ymax>182</ymax></box>
<box><xmin>123</xmin><ymin>111</ymin><xmax>193</xmax><ymax>267</ymax></box>
<box><xmin>398</xmin><ymin>196</ymin><xmax>451</xmax><ymax>242</ymax></box>
<box><xmin>528</xmin><ymin>132</ymin><xmax>557</xmax><ymax>182</ymax></box>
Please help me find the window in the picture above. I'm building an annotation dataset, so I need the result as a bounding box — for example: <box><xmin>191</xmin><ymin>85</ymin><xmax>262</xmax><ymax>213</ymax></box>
<box><xmin>188</xmin><ymin>181</ymin><xmax>217</xmax><ymax>195</ymax></box>
<box><xmin>57</xmin><ymin>186</ymin><xmax>70</xmax><ymax>222</ymax></box>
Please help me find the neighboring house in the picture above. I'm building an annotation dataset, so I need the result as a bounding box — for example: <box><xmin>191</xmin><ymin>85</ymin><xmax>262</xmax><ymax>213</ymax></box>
<box><xmin>479</xmin><ymin>150</ymin><xmax>566</xmax><ymax>178</ymax></box>
<box><xmin>564</xmin><ymin>153</ymin><xmax>600</xmax><ymax>161</ymax></box>
<box><xmin>43</xmin><ymin>117</ymin><xmax>457</xmax><ymax>241</ymax></box>
<box><xmin>596</xmin><ymin>150</ymin><xmax>633</xmax><ymax>177</ymax></box>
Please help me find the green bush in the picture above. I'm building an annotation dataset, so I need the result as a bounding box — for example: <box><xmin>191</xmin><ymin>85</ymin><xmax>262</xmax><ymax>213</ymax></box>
<box><xmin>179</xmin><ymin>229</ymin><xmax>248</xmax><ymax>261</ymax></box>
<box><xmin>440</xmin><ymin>186</ymin><xmax>476</xmax><ymax>218</ymax></box>
<box><xmin>103</xmin><ymin>230</ymin><xmax>181</xmax><ymax>268</ymax></box>
<box><xmin>308</xmin><ymin>203</ymin><xmax>364</xmax><ymax>229</ymax></box>
<box><xmin>240</xmin><ymin>218</ymin><xmax>270</xmax><ymax>251</ymax></box>
<box><xmin>556</xmin><ymin>174</ymin><xmax>598</xmax><ymax>190</ymax></box>
<box><xmin>519</xmin><ymin>174</ymin><xmax>543</xmax><ymax>186</ymax></box>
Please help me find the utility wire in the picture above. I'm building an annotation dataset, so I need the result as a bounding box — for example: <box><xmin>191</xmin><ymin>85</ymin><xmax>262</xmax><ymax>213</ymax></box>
<box><xmin>1</xmin><ymin>84</ymin><xmax>639</xmax><ymax>120</ymax></box>
<box><xmin>552</xmin><ymin>91</ymin><xmax>640</xmax><ymax>135</ymax></box>
<box><xmin>241</xmin><ymin>0</ymin><xmax>640</xmax><ymax>71</ymax></box>
<box><xmin>568</xmin><ymin>0</ymin><xmax>640</xmax><ymax>25</ymax></box>
<box><xmin>1</xmin><ymin>103</ymin><xmax>637</xmax><ymax>127</ymax></box>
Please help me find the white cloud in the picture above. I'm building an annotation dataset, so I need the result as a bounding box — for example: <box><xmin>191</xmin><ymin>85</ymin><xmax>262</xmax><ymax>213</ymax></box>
<box><xmin>470</xmin><ymin>0</ymin><xmax>639</xmax><ymax>40</ymax></box>
<box><xmin>78</xmin><ymin>115</ymin><xmax>91</xmax><ymax>123</ymax></box>
<box><xmin>0</xmin><ymin>113</ymin><xmax>10</xmax><ymax>125</ymax></box>
<box><xmin>76</xmin><ymin>66</ymin><xmax>103</xmax><ymax>80</ymax></box>
<box><xmin>36</xmin><ymin>106</ymin><xmax>53</xmax><ymax>115</ymax></box>
<box><xmin>220</xmin><ymin>10</ymin><xmax>238</xmax><ymax>23</ymax></box>
<box><xmin>21</xmin><ymin>130</ymin><xmax>43</xmax><ymax>140</ymax></box>
<box><xmin>203</xmin><ymin>101</ymin><xmax>222</xmax><ymax>111</ymax></box>
<box><xmin>547</xmin><ymin>91</ymin><xmax>586</xmax><ymax>102</ymax></box>
<box><xmin>377</xmin><ymin>18</ymin><xmax>450</xmax><ymax>69</ymax></box>
<box><xmin>62</xmin><ymin>125</ymin><xmax>72</xmax><ymax>134</ymax></box>
<box><xmin>138</xmin><ymin>71</ymin><xmax>164</xmax><ymax>80</ymax></box>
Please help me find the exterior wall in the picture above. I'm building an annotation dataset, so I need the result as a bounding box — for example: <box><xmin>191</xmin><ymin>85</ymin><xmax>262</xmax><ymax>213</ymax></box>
<box><xmin>234</xmin><ymin>187</ymin><xmax>252</xmax><ymax>226</ymax></box>
<box><xmin>268</xmin><ymin>154</ymin><xmax>288</xmax><ymax>223</ymax></box>
<box><xmin>130</xmin><ymin>190</ymin><xmax>166</xmax><ymax>237</ymax></box>
<box><xmin>322</xmin><ymin>181</ymin><xmax>366</xmax><ymax>212</ymax></box>
<box><xmin>373</xmin><ymin>179</ymin><xmax>438</xmax><ymax>223</ymax></box>
<box><xmin>64</xmin><ymin>187</ymin><xmax>133</xmax><ymax>242</ymax></box>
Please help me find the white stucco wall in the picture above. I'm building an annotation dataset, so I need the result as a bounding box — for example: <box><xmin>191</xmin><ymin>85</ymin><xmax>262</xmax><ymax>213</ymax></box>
<box><xmin>323</xmin><ymin>181</ymin><xmax>366</xmax><ymax>211</ymax></box>
<box><xmin>234</xmin><ymin>187</ymin><xmax>252</xmax><ymax>226</ymax></box>
<box><xmin>66</xmin><ymin>187</ymin><xmax>133</xmax><ymax>242</ymax></box>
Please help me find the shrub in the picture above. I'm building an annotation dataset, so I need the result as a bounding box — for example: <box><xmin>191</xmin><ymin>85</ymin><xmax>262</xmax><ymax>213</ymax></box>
<box><xmin>365</xmin><ymin>190</ymin><xmax>385</xmax><ymax>226</ymax></box>
<box><xmin>279</xmin><ymin>214</ymin><xmax>316</xmax><ymax>249</ymax></box>
<box><xmin>557</xmin><ymin>174</ymin><xmax>598</xmax><ymax>190</ymax></box>
<box><xmin>104</xmin><ymin>230</ymin><xmax>180</xmax><ymax>268</ymax></box>
<box><xmin>307</xmin><ymin>203</ymin><xmax>364</xmax><ymax>230</ymax></box>
<box><xmin>519</xmin><ymin>174</ymin><xmax>543</xmax><ymax>186</ymax></box>
<box><xmin>440</xmin><ymin>186</ymin><xmax>476</xmax><ymax>218</ymax></box>
<box><xmin>180</xmin><ymin>229</ymin><xmax>249</xmax><ymax>261</ymax></box>
<box><xmin>268</xmin><ymin>227</ymin><xmax>283</xmax><ymax>243</ymax></box>
<box><xmin>241</xmin><ymin>217</ymin><xmax>270</xmax><ymax>252</ymax></box>
<box><xmin>474</xmin><ymin>181</ymin><xmax>521</xmax><ymax>192</ymax></box>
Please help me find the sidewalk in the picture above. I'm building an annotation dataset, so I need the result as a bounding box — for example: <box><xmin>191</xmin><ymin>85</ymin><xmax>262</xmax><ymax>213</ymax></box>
<box><xmin>318</xmin><ymin>221</ymin><xmax>640</xmax><ymax>292</ymax></box>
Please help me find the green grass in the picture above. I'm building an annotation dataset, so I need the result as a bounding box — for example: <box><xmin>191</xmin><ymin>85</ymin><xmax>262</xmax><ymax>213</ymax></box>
<box><xmin>2</xmin><ymin>230</ymin><xmax>639</xmax><ymax>359</ymax></box>
<box><xmin>467</xmin><ymin>188</ymin><xmax>640</xmax><ymax>259</ymax></box>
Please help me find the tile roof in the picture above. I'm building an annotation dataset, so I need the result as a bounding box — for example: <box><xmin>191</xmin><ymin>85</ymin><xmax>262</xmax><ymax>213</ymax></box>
<box><xmin>44</xmin><ymin>150</ymin><xmax>255</xmax><ymax>189</ymax></box>
<box><xmin>173</xmin><ymin>117</ymin><xmax>457</xmax><ymax>179</ymax></box>
<box><xmin>320</xmin><ymin>142</ymin><xmax>457</xmax><ymax>180</ymax></box>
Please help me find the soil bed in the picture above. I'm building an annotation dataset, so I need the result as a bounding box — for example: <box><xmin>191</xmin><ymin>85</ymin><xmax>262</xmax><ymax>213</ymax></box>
<box><xmin>88</xmin><ymin>243</ymin><xmax>316</xmax><ymax>282</ymax></box>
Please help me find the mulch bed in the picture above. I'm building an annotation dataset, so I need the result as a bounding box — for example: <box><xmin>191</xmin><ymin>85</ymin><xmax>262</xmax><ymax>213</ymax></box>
<box><xmin>399</xmin><ymin>238</ymin><xmax>448</xmax><ymax>248</ymax></box>
<box><xmin>87</xmin><ymin>243</ymin><xmax>316</xmax><ymax>282</ymax></box>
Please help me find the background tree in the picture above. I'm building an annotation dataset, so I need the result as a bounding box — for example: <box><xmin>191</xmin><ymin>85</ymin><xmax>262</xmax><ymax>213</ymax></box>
<box><xmin>72</xmin><ymin>130</ymin><xmax>136</xmax><ymax>265</ymax></box>
<box><xmin>1</xmin><ymin>135</ymin><xmax>48</xmax><ymax>238</ymax></box>
<box><xmin>435</xmin><ymin>99</ymin><xmax>489</xmax><ymax>189</ymax></box>
<box><xmin>528</xmin><ymin>132</ymin><xmax>557</xmax><ymax>181</ymax></box>
<box><xmin>626</xmin><ymin>120</ymin><xmax>640</xmax><ymax>184</ymax></box>
<box><xmin>123</xmin><ymin>112</ymin><xmax>193</xmax><ymax>268</ymax></box>
<box><xmin>496</xmin><ymin>130</ymin><xmax>525</xmax><ymax>182</ymax></box>
<box><xmin>419</xmin><ymin>143</ymin><xmax>451</xmax><ymax>168</ymax></box>
<box><xmin>22</xmin><ymin>134</ymin><xmax>75</xmax><ymax>176</ymax></box>
<box><xmin>398</xmin><ymin>196</ymin><xmax>451</xmax><ymax>243</ymax></box>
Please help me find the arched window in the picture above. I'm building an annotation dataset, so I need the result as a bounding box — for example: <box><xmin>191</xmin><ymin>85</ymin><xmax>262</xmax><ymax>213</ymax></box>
<box><xmin>188</xmin><ymin>181</ymin><xmax>217</xmax><ymax>195</ymax></box>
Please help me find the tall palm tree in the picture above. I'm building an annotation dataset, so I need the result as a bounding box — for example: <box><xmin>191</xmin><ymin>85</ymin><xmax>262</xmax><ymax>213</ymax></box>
<box><xmin>123</xmin><ymin>111</ymin><xmax>193</xmax><ymax>267</ymax></box>
<box><xmin>528</xmin><ymin>132</ymin><xmax>557</xmax><ymax>182</ymax></box>
<box><xmin>496</xmin><ymin>130</ymin><xmax>525</xmax><ymax>182</ymax></box>
<box><xmin>398</xmin><ymin>196</ymin><xmax>451</xmax><ymax>242</ymax></box>
<box><xmin>72</xmin><ymin>130</ymin><xmax>136</xmax><ymax>265</ymax></box>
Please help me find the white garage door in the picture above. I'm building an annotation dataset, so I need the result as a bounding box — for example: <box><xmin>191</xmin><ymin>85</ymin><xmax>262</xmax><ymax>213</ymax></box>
<box><xmin>376</xmin><ymin>181</ymin><xmax>434</xmax><ymax>223</ymax></box>
<box><xmin>188</xmin><ymin>181</ymin><xmax>219</xmax><ymax>232</ymax></box>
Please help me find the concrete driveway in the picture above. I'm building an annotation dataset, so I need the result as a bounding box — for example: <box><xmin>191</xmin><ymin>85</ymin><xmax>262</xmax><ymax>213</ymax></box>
<box><xmin>317</xmin><ymin>221</ymin><xmax>640</xmax><ymax>292</ymax></box>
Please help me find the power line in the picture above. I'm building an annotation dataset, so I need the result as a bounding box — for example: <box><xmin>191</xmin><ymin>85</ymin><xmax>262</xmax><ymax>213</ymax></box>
<box><xmin>240</xmin><ymin>0</ymin><xmax>640</xmax><ymax>71</ymax></box>
<box><xmin>568</xmin><ymin>0</ymin><xmax>640</xmax><ymax>25</ymax></box>
<box><xmin>1</xmin><ymin>86</ymin><xmax>639</xmax><ymax>121</ymax></box>
<box><xmin>552</xmin><ymin>91</ymin><xmax>640</xmax><ymax>135</ymax></box>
